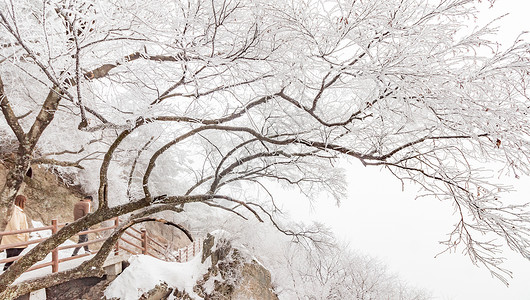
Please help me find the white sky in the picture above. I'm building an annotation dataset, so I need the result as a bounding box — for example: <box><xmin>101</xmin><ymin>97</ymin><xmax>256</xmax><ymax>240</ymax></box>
<box><xmin>296</xmin><ymin>162</ymin><xmax>530</xmax><ymax>300</ymax></box>
<box><xmin>286</xmin><ymin>1</ymin><xmax>530</xmax><ymax>299</ymax></box>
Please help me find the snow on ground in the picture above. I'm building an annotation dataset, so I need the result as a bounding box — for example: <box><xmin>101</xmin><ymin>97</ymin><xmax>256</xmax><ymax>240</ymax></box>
<box><xmin>1</xmin><ymin>220</ymin><xmax>93</xmax><ymax>282</ymax></box>
<box><xmin>105</xmin><ymin>253</ymin><xmax>209</xmax><ymax>300</ymax></box>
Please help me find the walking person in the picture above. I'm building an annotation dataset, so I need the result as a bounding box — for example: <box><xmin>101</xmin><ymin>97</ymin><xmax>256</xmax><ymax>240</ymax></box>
<box><xmin>1</xmin><ymin>195</ymin><xmax>30</xmax><ymax>271</ymax></box>
<box><xmin>71</xmin><ymin>195</ymin><xmax>92</xmax><ymax>256</ymax></box>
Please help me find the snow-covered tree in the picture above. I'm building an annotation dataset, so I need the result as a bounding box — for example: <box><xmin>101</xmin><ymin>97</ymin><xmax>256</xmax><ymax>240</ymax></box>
<box><xmin>1</xmin><ymin>0</ymin><xmax>529</xmax><ymax>297</ymax></box>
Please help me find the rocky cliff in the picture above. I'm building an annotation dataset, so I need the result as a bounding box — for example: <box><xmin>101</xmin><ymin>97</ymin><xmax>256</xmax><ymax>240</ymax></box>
<box><xmin>193</xmin><ymin>232</ymin><xmax>278</xmax><ymax>300</ymax></box>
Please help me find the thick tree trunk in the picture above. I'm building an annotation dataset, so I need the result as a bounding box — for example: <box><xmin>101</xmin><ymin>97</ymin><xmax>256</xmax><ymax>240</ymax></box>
<box><xmin>0</xmin><ymin>187</ymin><xmax>16</xmax><ymax>231</ymax></box>
<box><xmin>0</xmin><ymin>76</ymin><xmax>61</xmax><ymax>230</ymax></box>
<box><xmin>0</xmin><ymin>144</ymin><xmax>32</xmax><ymax>230</ymax></box>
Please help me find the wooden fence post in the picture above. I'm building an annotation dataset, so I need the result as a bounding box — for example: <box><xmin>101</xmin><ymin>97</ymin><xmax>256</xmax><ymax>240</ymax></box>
<box><xmin>114</xmin><ymin>217</ymin><xmax>120</xmax><ymax>255</ymax></box>
<box><xmin>51</xmin><ymin>219</ymin><xmax>59</xmax><ymax>273</ymax></box>
<box><xmin>141</xmin><ymin>228</ymin><xmax>148</xmax><ymax>255</ymax></box>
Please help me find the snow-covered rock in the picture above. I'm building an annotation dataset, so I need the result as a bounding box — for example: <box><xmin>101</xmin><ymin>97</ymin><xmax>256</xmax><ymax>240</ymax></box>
<box><xmin>105</xmin><ymin>231</ymin><xmax>278</xmax><ymax>300</ymax></box>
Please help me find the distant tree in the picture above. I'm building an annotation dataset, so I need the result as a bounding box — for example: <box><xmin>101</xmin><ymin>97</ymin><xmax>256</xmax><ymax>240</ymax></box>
<box><xmin>0</xmin><ymin>0</ymin><xmax>529</xmax><ymax>298</ymax></box>
<box><xmin>283</xmin><ymin>243</ymin><xmax>430</xmax><ymax>300</ymax></box>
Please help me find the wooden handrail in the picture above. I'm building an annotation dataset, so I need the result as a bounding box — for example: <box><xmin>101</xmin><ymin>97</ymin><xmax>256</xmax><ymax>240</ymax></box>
<box><xmin>51</xmin><ymin>220</ymin><xmax>59</xmax><ymax>272</ymax></box>
<box><xmin>0</xmin><ymin>216</ymin><xmax>200</xmax><ymax>276</ymax></box>
<box><xmin>128</xmin><ymin>226</ymin><xmax>142</xmax><ymax>235</ymax></box>
<box><xmin>0</xmin><ymin>226</ymin><xmax>53</xmax><ymax>237</ymax></box>
<box><xmin>141</xmin><ymin>229</ymin><xmax>148</xmax><ymax>255</ymax></box>
<box><xmin>173</xmin><ymin>238</ymin><xmax>202</xmax><ymax>263</ymax></box>
<box><xmin>76</xmin><ymin>225</ymin><xmax>116</xmax><ymax>236</ymax></box>
<box><xmin>146</xmin><ymin>242</ymin><xmax>165</xmax><ymax>256</ymax></box>
<box><xmin>148</xmin><ymin>244</ymin><xmax>165</xmax><ymax>256</ymax></box>
<box><xmin>26</xmin><ymin>261</ymin><xmax>53</xmax><ymax>272</ymax></box>
<box><xmin>149</xmin><ymin>248</ymin><xmax>164</xmax><ymax>255</ymax></box>
<box><xmin>58</xmin><ymin>252</ymin><xmax>91</xmax><ymax>264</ymax></box>
<box><xmin>0</xmin><ymin>237</ymin><xmax>48</xmax><ymax>252</ymax></box>
<box><xmin>57</xmin><ymin>237</ymin><xmax>107</xmax><ymax>251</ymax></box>
<box><xmin>118</xmin><ymin>245</ymin><xmax>137</xmax><ymax>255</ymax></box>
<box><xmin>114</xmin><ymin>217</ymin><xmax>120</xmax><ymax>256</ymax></box>
<box><xmin>147</xmin><ymin>250</ymin><xmax>163</xmax><ymax>260</ymax></box>
<box><xmin>0</xmin><ymin>255</ymin><xmax>21</xmax><ymax>264</ymax></box>
<box><xmin>147</xmin><ymin>236</ymin><xmax>166</xmax><ymax>249</ymax></box>
<box><xmin>123</xmin><ymin>230</ymin><xmax>142</xmax><ymax>242</ymax></box>
<box><xmin>119</xmin><ymin>236</ymin><xmax>142</xmax><ymax>251</ymax></box>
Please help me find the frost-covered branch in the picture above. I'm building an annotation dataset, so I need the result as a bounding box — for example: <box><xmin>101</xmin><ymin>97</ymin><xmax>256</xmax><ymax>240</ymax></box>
<box><xmin>1</xmin><ymin>0</ymin><xmax>530</xmax><ymax>294</ymax></box>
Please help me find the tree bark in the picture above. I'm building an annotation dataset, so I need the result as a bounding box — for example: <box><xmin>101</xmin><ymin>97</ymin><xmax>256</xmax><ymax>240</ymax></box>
<box><xmin>0</xmin><ymin>144</ymin><xmax>32</xmax><ymax>230</ymax></box>
<box><xmin>0</xmin><ymin>77</ymin><xmax>62</xmax><ymax>229</ymax></box>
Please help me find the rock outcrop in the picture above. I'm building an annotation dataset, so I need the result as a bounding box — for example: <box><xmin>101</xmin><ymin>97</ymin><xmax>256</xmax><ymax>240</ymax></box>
<box><xmin>141</xmin><ymin>231</ymin><xmax>279</xmax><ymax>300</ymax></box>
<box><xmin>194</xmin><ymin>233</ymin><xmax>278</xmax><ymax>300</ymax></box>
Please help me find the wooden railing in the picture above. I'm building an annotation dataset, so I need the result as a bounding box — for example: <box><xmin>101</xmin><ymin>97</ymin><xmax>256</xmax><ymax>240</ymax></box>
<box><xmin>175</xmin><ymin>238</ymin><xmax>203</xmax><ymax>263</ymax></box>
<box><xmin>115</xmin><ymin>225</ymin><xmax>169</xmax><ymax>260</ymax></box>
<box><xmin>0</xmin><ymin>217</ymin><xmax>198</xmax><ymax>274</ymax></box>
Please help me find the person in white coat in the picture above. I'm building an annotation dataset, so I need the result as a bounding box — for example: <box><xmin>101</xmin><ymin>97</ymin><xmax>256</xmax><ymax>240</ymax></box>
<box><xmin>1</xmin><ymin>195</ymin><xmax>29</xmax><ymax>271</ymax></box>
